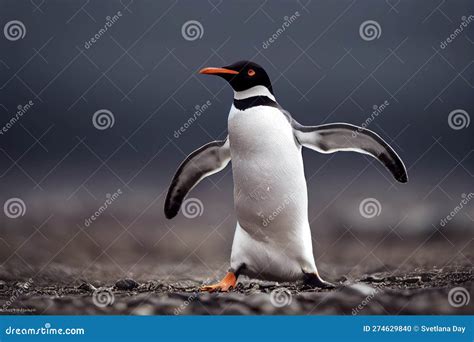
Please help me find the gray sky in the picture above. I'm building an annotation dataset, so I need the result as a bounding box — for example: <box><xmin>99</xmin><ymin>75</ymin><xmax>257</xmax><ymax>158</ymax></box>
<box><xmin>0</xmin><ymin>0</ymin><xmax>473</xmax><ymax>233</ymax></box>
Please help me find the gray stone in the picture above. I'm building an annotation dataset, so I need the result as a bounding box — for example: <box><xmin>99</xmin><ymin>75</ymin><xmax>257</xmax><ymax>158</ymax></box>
<box><xmin>115</xmin><ymin>279</ymin><xmax>139</xmax><ymax>291</ymax></box>
<box><xmin>77</xmin><ymin>283</ymin><xmax>96</xmax><ymax>292</ymax></box>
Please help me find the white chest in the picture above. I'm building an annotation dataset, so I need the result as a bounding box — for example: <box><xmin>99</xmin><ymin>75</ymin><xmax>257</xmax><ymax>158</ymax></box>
<box><xmin>228</xmin><ymin>105</ymin><xmax>296</xmax><ymax>159</ymax></box>
<box><xmin>227</xmin><ymin>105</ymin><xmax>308</xmax><ymax>230</ymax></box>
<box><xmin>227</xmin><ymin>104</ymin><xmax>316</xmax><ymax>281</ymax></box>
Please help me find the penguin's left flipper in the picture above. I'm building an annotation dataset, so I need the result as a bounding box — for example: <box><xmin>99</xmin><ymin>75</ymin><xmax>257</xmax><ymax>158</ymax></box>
<box><xmin>164</xmin><ymin>138</ymin><xmax>231</xmax><ymax>219</ymax></box>
<box><xmin>292</xmin><ymin>122</ymin><xmax>408</xmax><ymax>183</ymax></box>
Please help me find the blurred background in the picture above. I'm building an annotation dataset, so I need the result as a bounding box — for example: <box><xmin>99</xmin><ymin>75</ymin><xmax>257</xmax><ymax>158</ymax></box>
<box><xmin>0</xmin><ymin>0</ymin><xmax>472</xmax><ymax>295</ymax></box>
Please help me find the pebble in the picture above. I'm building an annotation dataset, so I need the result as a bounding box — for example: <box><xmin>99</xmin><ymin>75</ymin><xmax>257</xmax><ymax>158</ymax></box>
<box><xmin>115</xmin><ymin>279</ymin><xmax>139</xmax><ymax>291</ymax></box>
<box><xmin>420</xmin><ymin>273</ymin><xmax>432</xmax><ymax>282</ymax></box>
<box><xmin>77</xmin><ymin>283</ymin><xmax>96</xmax><ymax>292</ymax></box>
<box><xmin>14</xmin><ymin>281</ymin><xmax>34</xmax><ymax>291</ymax></box>
<box><xmin>404</xmin><ymin>276</ymin><xmax>421</xmax><ymax>283</ymax></box>
<box><xmin>363</xmin><ymin>274</ymin><xmax>386</xmax><ymax>283</ymax></box>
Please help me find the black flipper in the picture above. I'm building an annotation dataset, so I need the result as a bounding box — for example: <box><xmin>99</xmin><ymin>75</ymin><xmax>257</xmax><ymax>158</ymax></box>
<box><xmin>164</xmin><ymin>138</ymin><xmax>231</xmax><ymax>219</ymax></box>
<box><xmin>292</xmin><ymin>122</ymin><xmax>408</xmax><ymax>183</ymax></box>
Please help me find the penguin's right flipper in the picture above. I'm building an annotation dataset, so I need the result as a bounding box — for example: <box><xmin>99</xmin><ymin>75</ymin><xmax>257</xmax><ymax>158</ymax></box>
<box><xmin>164</xmin><ymin>138</ymin><xmax>231</xmax><ymax>219</ymax></box>
<box><xmin>292</xmin><ymin>122</ymin><xmax>408</xmax><ymax>183</ymax></box>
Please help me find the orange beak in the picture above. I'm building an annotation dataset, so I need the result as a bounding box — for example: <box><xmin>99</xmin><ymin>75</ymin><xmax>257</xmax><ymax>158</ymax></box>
<box><xmin>199</xmin><ymin>67</ymin><xmax>239</xmax><ymax>75</ymax></box>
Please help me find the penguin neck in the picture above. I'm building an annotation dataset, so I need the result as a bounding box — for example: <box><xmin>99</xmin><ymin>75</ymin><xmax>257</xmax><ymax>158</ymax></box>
<box><xmin>233</xmin><ymin>85</ymin><xmax>276</xmax><ymax>102</ymax></box>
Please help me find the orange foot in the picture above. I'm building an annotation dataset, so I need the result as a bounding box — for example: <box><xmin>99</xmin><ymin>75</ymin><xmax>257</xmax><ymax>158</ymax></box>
<box><xmin>200</xmin><ymin>272</ymin><xmax>237</xmax><ymax>292</ymax></box>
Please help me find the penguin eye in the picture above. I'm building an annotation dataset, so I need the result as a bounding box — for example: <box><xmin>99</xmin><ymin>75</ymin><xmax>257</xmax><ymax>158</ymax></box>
<box><xmin>247</xmin><ymin>69</ymin><xmax>256</xmax><ymax>77</ymax></box>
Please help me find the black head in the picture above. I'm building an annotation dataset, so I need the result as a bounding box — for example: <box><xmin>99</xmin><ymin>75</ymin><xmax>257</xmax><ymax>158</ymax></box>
<box><xmin>199</xmin><ymin>60</ymin><xmax>273</xmax><ymax>94</ymax></box>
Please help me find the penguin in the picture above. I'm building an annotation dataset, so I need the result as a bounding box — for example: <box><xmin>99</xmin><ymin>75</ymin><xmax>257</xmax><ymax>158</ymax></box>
<box><xmin>164</xmin><ymin>60</ymin><xmax>408</xmax><ymax>292</ymax></box>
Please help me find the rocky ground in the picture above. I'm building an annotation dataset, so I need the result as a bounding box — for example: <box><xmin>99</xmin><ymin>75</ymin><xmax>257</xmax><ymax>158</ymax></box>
<box><xmin>1</xmin><ymin>228</ymin><xmax>473</xmax><ymax>315</ymax></box>
<box><xmin>0</xmin><ymin>264</ymin><xmax>472</xmax><ymax>315</ymax></box>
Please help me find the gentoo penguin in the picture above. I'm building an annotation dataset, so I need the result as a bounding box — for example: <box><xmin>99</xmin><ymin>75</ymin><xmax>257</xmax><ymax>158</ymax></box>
<box><xmin>164</xmin><ymin>60</ymin><xmax>407</xmax><ymax>292</ymax></box>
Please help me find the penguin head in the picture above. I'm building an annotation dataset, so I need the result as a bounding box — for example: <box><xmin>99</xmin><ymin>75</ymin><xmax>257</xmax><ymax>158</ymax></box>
<box><xmin>199</xmin><ymin>60</ymin><xmax>273</xmax><ymax>94</ymax></box>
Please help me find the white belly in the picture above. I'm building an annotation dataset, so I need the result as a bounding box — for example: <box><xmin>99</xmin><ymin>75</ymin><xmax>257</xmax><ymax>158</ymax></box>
<box><xmin>227</xmin><ymin>105</ymin><xmax>316</xmax><ymax>280</ymax></box>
